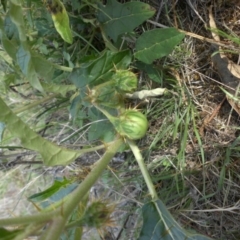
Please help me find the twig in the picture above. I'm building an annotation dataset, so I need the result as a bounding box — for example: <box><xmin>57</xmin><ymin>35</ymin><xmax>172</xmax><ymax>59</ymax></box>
<box><xmin>185</xmin><ymin>0</ymin><xmax>206</xmax><ymax>24</ymax></box>
<box><xmin>154</xmin><ymin>1</ymin><xmax>164</xmax><ymax>24</ymax></box>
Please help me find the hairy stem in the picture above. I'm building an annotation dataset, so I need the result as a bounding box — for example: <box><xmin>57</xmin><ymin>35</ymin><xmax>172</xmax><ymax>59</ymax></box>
<box><xmin>0</xmin><ymin>210</ymin><xmax>58</xmax><ymax>226</ymax></box>
<box><xmin>52</xmin><ymin>64</ymin><xmax>73</xmax><ymax>72</ymax></box>
<box><xmin>127</xmin><ymin>139</ymin><xmax>158</xmax><ymax>201</ymax></box>
<box><xmin>39</xmin><ymin>137</ymin><xmax>123</xmax><ymax>239</ymax></box>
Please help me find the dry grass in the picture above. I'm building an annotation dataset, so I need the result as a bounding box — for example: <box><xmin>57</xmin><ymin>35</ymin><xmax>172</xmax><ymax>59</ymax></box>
<box><xmin>142</xmin><ymin>1</ymin><xmax>240</xmax><ymax>239</ymax></box>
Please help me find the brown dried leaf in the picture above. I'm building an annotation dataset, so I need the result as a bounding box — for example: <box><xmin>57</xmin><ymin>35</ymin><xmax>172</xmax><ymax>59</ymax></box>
<box><xmin>209</xmin><ymin>5</ymin><xmax>240</xmax><ymax>115</ymax></box>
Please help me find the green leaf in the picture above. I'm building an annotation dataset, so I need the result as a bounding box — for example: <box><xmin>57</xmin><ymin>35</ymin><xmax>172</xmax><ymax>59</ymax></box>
<box><xmin>3</xmin><ymin>74</ymin><xmax>17</xmax><ymax>91</ymax></box>
<box><xmin>31</xmin><ymin>53</ymin><xmax>55</xmax><ymax>81</ymax></box>
<box><xmin>139</xmin><ymin>200</ymin><xmax>213</xmax><ymax>240</ymax></box>
<box><xmin>69</xmin><ymin>50</ymin><xmax>132</xmax><ymax>88</ymax></box>
<box><xmin>9</xmin><ymin>0</ymin><xmax>27</xmax><ymax>42</ymax></box>
<box><xmin>134</xmin><ymin>28</ymin><xmax>185</xmax><ymax>64</ymax></box>
<box><xmin>0</xmin><ymin>35</ymin><xmax>18</xmax><ymax>60</ymax></box>
<box><xmin>16</xmin><ymin>45</ymin><xmax>43</xmax><ymax>92</ymax></box>
<box><xmin>88</xmin><ymin>107</ymin><xmax>116</xmax><ymax>142</ymax></box>
<box><xmin>97</xmin><ymin>0</ymin><xmax>155</xmax><ymax>42</ymax></box>
<box><xmin>16</xmin><ymin>45</ymin><xmax>30</xmax><ymax>75</ymax></box>
<box><xmin>35</xmin><ymin>18</ymin><xmax>54</xmax><ymax>37</ymax></box>
<box><xmin>0</xmin><ymin>16</ymin><xmax>18</xmax><ymax>60</ymax></box>
<box><xmin>28</xmin><ymin>60</ymin><xmax>45</xmax><ymax>93</ymax></box>
<box><xmin>29</xmin><ymin>178</ymin><xmax>79</xmax><ymax>211</ymax></box>
<box><xmin>29</xmin><ymin>178</ymin><xmax>74</xmax><ymax>202</ymax></box>
<box><xmin>69</xmin><ymin>94</ymin><xmax>86</xmax><ymax>126</ymax></box>
<box><xmin>16</xmin><ymin>45</ymin><xmax>44</xmax><ymax>93</ymax></box>
<box><xmin>136</xmin><ymin>62</ymin><xmax>163</xmax><ymax>84</ymax></box>
<box><xmin>0</xmin><ymin>97</ymin><xmax>83</xmax><ymax>166</ymax></box>
<box><xmin>48</xmin><ymin>0</ymin><xmax>73</xmax><ymax>43</ymax></box>
<box><xmin>16</xmin><ymin>45</ymin><xmax>55</xmax><ymax>92</ymax></box>
<box><xmin>8</xmin><ymin>1</ymin><xmax>54</xmax><ymax>92</ymax></box>
<box><xmin>0</xmin><ymin>228</ymin><xmax>23</xmax><ymax>240</ymax></box>
<box><xmin>71</xmin><ymin>0</ymin><xmax>82</xmax><ymax>12</ymax></box>
<box><xmin>4</xmin><ymin>15</ymin><xmax>19</xmax><ymax>40</ymax></box>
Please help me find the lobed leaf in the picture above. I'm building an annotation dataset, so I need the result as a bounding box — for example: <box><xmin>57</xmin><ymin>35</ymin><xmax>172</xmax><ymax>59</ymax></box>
<box><xmin>97</xmin><ymin>0</ymin><xmax>155</xmax><ymax>42</ymax></box>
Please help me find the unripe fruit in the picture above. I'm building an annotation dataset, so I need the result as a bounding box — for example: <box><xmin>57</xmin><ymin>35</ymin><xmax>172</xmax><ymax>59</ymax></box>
<box><xmin>115</xmin><ymin>110</ymin><xmax>148</xmax><ymax>140</ymax></box>
<box><xmin>114</xmin><ymin>70</ymin><xmax>137</xmax><ymax>93</ymax></box>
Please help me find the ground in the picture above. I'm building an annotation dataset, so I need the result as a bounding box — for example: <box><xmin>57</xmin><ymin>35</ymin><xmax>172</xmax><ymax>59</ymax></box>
<box><xmin>144</xmin><ymin>1</ymin><xmax>240</xmax><ymax>239</ymax></box>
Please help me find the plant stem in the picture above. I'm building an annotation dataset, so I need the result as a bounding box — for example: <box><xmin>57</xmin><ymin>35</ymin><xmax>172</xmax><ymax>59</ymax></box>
<box><xmin>40</xmin><ymin>137</ymin><xmax>124</xmax><ymax>239</ymax></box>
<box><xmin>52</xmin><ymin>64</ymin><xmax>73</xmax><ymax>72</ymax></box>
<box><xmin>64</xmin><ymin>138</ymin><xmax>123</xmax><ymax>214</ymax></box>
<box><xmin>39</xmin><ymin>216</ymin><xmax>66</xmax><ymax>240</ymax></box>
<box><xmin>93</xmin><ymin>105</ymin><xmax>119</xmax><ymax>128</ymax></box>
<box><xmin>77</xmin><ymin>143</ymin><xmax>106</xmax><ymax>154</ymax></box>
<box><xmin>0</xmin><ymin>210</ymin><xmax>58</xmax><ymax>226</ymax></box>
<box><xmin>127</xmin><ymin>139</ymin><xmax>158</xmax><ymax>201</ymax></box>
